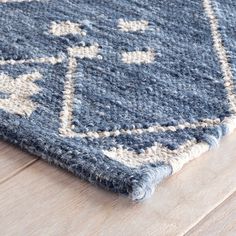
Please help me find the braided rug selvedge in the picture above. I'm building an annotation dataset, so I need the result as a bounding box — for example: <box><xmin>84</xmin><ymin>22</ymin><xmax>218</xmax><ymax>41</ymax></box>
<box><xmin>0</xmin><ymin>0</ymin><xmax>235</xmax><ymax>200</ymax></box>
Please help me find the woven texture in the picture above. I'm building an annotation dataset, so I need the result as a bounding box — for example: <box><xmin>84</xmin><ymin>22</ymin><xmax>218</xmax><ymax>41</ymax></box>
<box><xmin>0</xmin><ymin>0</ymin><xmax>235</xmax><ymax>200</ymax></box>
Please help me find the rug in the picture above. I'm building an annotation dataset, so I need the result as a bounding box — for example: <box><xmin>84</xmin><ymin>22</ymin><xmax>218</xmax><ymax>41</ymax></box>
<box><xmin>0</xmin><ymin>0</ymin><xmax>235</xmax><ymax>200</ymax></box>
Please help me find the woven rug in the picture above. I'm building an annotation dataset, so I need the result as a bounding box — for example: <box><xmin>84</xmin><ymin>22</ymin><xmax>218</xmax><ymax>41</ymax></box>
<box><xmin>0</xmin><ymin>0</ymin><xmax>235</xmax><ymax>200</ymax></box>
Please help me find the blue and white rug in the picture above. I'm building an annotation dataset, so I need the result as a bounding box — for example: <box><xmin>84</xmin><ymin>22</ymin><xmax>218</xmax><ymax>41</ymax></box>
<box><xmin>0</xmin><ymin>0</ymin><xmax>236</xmax><ymax>200</ymax></box>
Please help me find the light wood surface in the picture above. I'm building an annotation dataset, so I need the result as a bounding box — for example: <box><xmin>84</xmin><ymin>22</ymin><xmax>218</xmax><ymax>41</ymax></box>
<box><xmin>0</xmin><ymin>132</ymin><xmax>236</xmax><ymax>236</ymax></box>
<box><xmin>0</xmin><ymin>142</ymin><xmax>38</xmax><ymax>184</ymax></box>
<box><xmin>187</xmin><ymin>192</ymin><xmax>236</xmax><ymax>236</ymax></box>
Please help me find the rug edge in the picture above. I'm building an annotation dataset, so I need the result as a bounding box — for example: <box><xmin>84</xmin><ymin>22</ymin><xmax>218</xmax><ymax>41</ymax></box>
<box><xmin>130</xmin><ymin>116</ymin><xmax>236</xmax><ymax>201</ymax></box>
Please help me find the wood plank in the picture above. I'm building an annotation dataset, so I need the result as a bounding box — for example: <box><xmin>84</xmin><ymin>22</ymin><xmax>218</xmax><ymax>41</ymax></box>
<box><xmin>0</xmin><ymin>131</ymin><xmax>236</xmax><ymax>236</ymax></box>
<box><xmin>0</xmin><ymin>141</ymin><xmax>38</xmax><ymax>184</ymax></box>
<box><xmin>186</xmin><ymin>191</ymin><xmax>236</xmax><ymax>236</ymax></box>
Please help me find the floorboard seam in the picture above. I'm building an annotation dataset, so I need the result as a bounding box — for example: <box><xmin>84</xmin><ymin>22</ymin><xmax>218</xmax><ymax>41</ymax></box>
<box><xmin>183</xmin><ymin>190</ymin><xmax>236</xmax><ymax>235</ymax></box>
<box><xmin>0</xmin><ymin>158</ymin><xmax>39</xmax><ymax>185</ymax></box>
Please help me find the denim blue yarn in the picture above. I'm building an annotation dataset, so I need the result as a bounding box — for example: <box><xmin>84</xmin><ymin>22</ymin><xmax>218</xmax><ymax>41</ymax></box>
<box><xmin>213</xmin><ymin>0</ymin><xmax>236</xmax><ymax>91</ymax></box>
<box><xmin>0</xmin><ymin>0</ymin><xmax>235</xmax><ymax>200</ymax></box>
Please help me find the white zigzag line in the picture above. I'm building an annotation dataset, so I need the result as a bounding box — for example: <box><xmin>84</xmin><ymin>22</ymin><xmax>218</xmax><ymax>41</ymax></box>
<box><xmin>102</xmin><ymin>116</ymin><xmax>236</xmax><ymax>170</ymax></box>
<box><xmin>0</xmin><ymin>0</ymin><xmax>42</xmax><ymax>3</ymax></box>
<box><xmin>203</xmin><ymin>0</ymin><xmax>236</xmax><ymax>113</ymax></box>
<box><xmin>0</xmin><ymin>56</ymin><xmax>64</xmax><ymax>65</ymax></box>
<box><xmin>61</xmin><ymin>118</ymin><xmax>222</xmax><ymax>138</ymax></box>
<box><xmin>102</xmin><ymin>0</ymin><xmax>236</xmax><ymax>170</ymax></box>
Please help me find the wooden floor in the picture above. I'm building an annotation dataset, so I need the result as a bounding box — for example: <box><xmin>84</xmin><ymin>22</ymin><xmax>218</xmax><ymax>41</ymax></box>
<box><xmin>0</xmin><ymin>133</ymin><xmax>236</xmax><ymax>236</ymax></box>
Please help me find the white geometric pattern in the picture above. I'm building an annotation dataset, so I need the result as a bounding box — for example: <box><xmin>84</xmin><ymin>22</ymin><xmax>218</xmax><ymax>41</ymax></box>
<box><xmin>1</xmin><ymin>0</ymin><xmax>236</xmax><ymax>172</ymax></box>
<box><xmin>0</xmin><ymin>72</ymin><xmax>42</xmax><ymax>116</ymax></box>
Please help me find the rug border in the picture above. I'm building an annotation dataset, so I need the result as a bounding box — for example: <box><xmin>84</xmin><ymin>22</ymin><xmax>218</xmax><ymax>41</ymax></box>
<box><xmin>129</xmin><ymin>0</ymin><xmax>236</xmax><ymax>200</ymax></box>
<box><xmin>130</xmin><ymin>117</ymin><xmax>236</xmax><ymax>201</ymax></box>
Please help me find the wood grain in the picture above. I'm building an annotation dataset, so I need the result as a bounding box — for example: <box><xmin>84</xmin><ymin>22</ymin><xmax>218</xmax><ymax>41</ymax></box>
<box><xmin>187</xmin><ymin>192</ymin><xmax>236</xmax><ymax>236</ymax></box>
<box><xmin>0</xmin><ymin>141</ymin><xmax>38</xmax><ymax>184</ymax></box>
<box><xmin>0</xmin><ymin>132</ymin><xmax>236</xmax><ymax>236</ymax></box>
